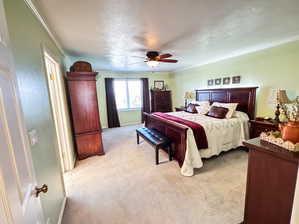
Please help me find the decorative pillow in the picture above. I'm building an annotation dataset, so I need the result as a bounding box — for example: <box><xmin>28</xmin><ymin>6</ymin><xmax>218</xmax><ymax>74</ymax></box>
<box><xmin>211</xmin><ymin>102</ymin><xmax>238</xmax><ymax>119</ymax></box>
<box><xmin>195</xmin><ymin>105</ymin><xmax>210</xmax><ymax>115</ymax></box>
<box><xmin>186</xmin><ymin>103</ymin><xmax>198</xmax><ymax>113</ymax></box>
<box><xmin>207</xmin><ymin>106</ymin><xmax>229</xmax><ymax>119</ymax></box>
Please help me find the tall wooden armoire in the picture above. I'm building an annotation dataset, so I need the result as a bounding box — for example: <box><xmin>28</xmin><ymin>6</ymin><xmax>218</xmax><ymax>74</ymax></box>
<box><xmin>66</xmin><ymin>71</ymin><xmax>104</xmax><ymax>160</ymax></box>
<box><xmin>151</xmin><ymin>90</ymin><xmax>172</xmax><ymax>112</ymax></box>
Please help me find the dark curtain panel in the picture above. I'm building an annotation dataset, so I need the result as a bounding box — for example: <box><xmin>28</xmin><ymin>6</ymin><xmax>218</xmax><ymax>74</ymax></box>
<box><xmin>141</xmin><ymin>78</ymin><xmax>150</xmax><ymax>123</ymax></box>
<box><xmin>105</xmin><ymin>78</ymin><xmax>120</xmax><ymax>128</ymax></box>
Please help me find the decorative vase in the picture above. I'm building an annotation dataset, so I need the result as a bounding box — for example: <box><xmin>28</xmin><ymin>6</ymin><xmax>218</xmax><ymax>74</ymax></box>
<box><xmin>279</xmin><ymin>121</ymin><xmax>299</xmax><ymax>144</ymax></box>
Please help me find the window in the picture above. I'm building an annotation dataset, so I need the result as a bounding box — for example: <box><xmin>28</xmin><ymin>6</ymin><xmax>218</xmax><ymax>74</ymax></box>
<box><xmin>114</xmin><ymin>79</ymin><xmax>142</xmax><ymax>110</ymax></box>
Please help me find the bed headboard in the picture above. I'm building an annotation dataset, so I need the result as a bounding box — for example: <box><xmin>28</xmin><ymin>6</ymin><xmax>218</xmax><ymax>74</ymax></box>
<box><xmin>195</xmin><ymin>87</ymin><xmax>258</xmax><ymax>120</ymax></box>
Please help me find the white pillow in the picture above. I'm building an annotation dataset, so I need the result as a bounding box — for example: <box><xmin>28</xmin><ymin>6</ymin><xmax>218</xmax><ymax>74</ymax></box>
<box><xmin>195</xmin><ymin>105</ymin><xmax>210</xmax><ymax>115</ymax></box>
<box><xmin>233</xmin><ymin>111</ymin><xmax>249</xmax><ymax>120</ymax></box>
<box><xmin>211</xmin><ymin>102</ymin><xmax>238</xmax><ymax>119</ymax></box>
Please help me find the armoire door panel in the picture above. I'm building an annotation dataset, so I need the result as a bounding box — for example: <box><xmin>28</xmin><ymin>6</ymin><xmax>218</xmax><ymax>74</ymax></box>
<box><xmin>68</xmin><ymin>80</ymin><xmax>100</xmax><ymax>134</ymax></box>
<box><xmin>75</xmin><ymin>131</ymin><xmax>104</xmax><ymax>160</ymax></box>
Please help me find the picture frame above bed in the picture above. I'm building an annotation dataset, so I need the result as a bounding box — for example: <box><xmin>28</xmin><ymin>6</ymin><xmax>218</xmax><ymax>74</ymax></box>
<box><xmin>232</xmin><ymin>76</ymin><xmax>241</xmax><ymax>84</ymax></box>
<box><xmin>223</xmin><ymin>77</ymin><xmax>231</xmax><ymax>85</ymax></box>
<box><xmin>207</xmin><ymin>79</ymin><xmax>214</xmax><ymax>86</ymax></box>
<box><xmin>214</xmin><ymin>78</ymin><xmax>221</xmax><ymax>85</ymax></box>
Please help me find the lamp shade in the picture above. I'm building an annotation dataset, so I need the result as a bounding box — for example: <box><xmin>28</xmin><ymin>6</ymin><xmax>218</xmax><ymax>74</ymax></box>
<box><xmin>189</xmin><ymin>92</ymin><xmax>195</xmax><ymax>99</ymax></box>
<box><xmin>184</xmin><ymin>92</ymin><xmax>190</xmax><ymax>99</ymax></box>
<box><xmin>184</xmin><ymin>91</ymin><xmax>195</xmax><ymax>99</ymax></box>
<box><xmin>268</xmin><ymin>89</ymin><xmax>279</xmax><ymax>105</ymax></box>
<box><xmin>278</xmin><ymin>90</ymin><xmax>291</xmax><ymax>104</ymax></box>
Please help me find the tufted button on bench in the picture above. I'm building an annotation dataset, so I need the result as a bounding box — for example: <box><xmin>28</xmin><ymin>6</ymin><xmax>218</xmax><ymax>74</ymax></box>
<box><xmin>136</xmin><ymin>127</ymin><xmax>172</xmax><ymax>165</ymax></box>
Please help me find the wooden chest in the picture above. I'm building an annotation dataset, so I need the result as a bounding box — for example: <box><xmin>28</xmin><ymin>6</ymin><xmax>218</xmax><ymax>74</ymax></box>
<box><xmin>151</xmin><ymin>90</ymin><xmax>172</xmax><ymax>113</ymax></box>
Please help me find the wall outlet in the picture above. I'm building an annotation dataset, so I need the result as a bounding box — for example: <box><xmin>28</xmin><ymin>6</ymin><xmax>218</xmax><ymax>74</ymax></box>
<box><xmin>28</xmin><ymin>129</ymin><xmax>38</xmax><ymax>146</ymax></box>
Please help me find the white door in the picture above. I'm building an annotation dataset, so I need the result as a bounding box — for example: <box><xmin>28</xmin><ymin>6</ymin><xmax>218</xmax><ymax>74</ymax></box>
<box><xmin>44</xmin><ymin>54</ymin><xmax>66</xmax><ymax>173</ymax></box>
<box><xmin>44</xmin><ymin>52</ymin><xmax>74</xmax><ymax>173</ymax></box>
<box><xmin>0</xmin><ymin>0</ymin><xmax>45</xmax><ymax>223</ymax></box>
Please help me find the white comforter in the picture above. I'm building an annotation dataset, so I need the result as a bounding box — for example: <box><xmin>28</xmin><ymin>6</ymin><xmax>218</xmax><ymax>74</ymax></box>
<box><xmin>157</xmin><ymin>111</ymin><xmax>250</xmax><ymax>176</ymax></box>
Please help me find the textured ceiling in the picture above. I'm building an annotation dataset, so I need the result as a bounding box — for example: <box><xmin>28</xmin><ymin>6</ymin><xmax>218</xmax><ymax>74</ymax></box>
<box><xmin>35</xmin><ymin>0</ymin><xmax>299</xmax><ymax>72</ymax></box>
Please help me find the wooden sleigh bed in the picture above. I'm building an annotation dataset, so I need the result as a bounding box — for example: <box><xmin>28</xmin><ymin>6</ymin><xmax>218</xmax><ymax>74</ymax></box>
<box><xmin>144</xmin><ymin>87</ymin><xmax>257</xmax><ymax>166</ymax></box>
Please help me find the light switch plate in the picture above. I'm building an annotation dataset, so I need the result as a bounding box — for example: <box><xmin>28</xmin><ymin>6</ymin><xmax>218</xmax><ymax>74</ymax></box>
<box><xmin>28</xmin><ymin>129</ymin><xmax>38</xmax><ymax>146</ymax></box>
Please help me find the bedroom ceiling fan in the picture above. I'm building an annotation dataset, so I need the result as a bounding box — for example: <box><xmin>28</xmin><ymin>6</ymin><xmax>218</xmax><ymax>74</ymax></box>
<box><xmin>144</xmin><ymin>51</ymin><xmax>178</xmax><ymax>67</ymax></box>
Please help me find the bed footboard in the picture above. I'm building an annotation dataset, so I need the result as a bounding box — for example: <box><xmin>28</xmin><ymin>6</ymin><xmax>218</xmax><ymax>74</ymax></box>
<box><xmin>143</xmin><ymin>112</ymin><xmax>188</xmax><ymax>166</ymax></box>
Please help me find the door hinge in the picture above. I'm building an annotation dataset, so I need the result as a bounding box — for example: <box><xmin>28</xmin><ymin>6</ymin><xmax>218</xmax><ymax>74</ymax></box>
<box><xmin>49</xmin><ymin>74</ymin><xmax>55</xmax><ymax>80</ymax></box>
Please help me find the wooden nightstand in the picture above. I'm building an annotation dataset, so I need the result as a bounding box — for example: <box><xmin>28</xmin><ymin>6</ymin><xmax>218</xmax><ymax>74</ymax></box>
<box><xmin>249</xmin><ymin>119</ymin><xmax>279</xmax><ymax>139</ymax></box>
<box><xmin>175</xmin><ymin>106</ymin><xmax>186</xmax><ymax>112</ymax></box>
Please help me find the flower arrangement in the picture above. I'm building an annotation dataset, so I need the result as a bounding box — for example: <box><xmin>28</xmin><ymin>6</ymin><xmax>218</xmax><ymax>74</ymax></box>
<box><xmin>260</xmin><ymin>131</ymin><xmax>299</xmax><ymax>152</ymax></box>
<box><xmin>280</xmin><ymin>97</ymin><xmax>299</xmax><ymax>122</ymax></box>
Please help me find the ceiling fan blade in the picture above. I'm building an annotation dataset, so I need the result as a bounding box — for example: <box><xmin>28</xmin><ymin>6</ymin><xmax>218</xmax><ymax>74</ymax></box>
<box><xmin>158</xmin><ymin>59</ymin><xmax>178</xmax><ymax>63</ymax></box>
<box><xmin>158</xmin><ymin>53</ymin><xmax>172</xmax><ymax>59</ymax></box>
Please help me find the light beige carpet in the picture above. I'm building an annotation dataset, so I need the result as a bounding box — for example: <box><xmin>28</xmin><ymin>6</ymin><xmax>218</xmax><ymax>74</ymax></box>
<box><xmin>62</xmin><ymin>125</ymin><xmax>248</xmax><ymax>224</ymax></box>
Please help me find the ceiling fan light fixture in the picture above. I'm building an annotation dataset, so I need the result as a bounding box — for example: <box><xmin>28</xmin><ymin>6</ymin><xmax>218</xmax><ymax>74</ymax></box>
<box><xmin>146</xmin><ymin>60</ymin><xmax>159</xmax><ymax>67</ymax></box>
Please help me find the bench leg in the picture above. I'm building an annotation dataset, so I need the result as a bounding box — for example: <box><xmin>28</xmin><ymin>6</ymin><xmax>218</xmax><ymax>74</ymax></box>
<box><xmin>155</xmin><ymin>146</ymin><xmax>159</xmax><ymax>165</ymax></box>
<box><xmin>168</xmin><ymin>145</ymin><xmax>172</xmax><ymax>161</ymax></box>
<box><xmin>136</xmin><ymin>133</ymin><xmax>140</xmax><ymax>144</ymax></box>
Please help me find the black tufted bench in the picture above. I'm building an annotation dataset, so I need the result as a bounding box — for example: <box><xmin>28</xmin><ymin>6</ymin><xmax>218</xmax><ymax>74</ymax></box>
<box><xmin>136</xmin><ymin>127</ymin><xmax>172</xmax><ymax>165</ymax></box>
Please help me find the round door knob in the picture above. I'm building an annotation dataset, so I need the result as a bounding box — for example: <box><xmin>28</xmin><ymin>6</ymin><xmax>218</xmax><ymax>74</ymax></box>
<box><xmin>35</xmin><ymin>184</ymin><xmax>48</xmax><ymax>197</ymax></box>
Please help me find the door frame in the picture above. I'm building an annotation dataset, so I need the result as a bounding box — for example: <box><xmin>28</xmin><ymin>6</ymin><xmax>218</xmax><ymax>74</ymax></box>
<box><xmin>42</xmin><ymin>46</ymin><xmax>75</xmax><ymax>173</ymax></box>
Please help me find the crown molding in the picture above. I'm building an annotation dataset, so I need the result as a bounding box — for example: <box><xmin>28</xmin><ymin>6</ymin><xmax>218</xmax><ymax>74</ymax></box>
<box><xmin>175</xmin><ymin>35</ymin><xmax>299</xmax><ymax>73</ymax></box>
<box><xmin>23</xmin><ymin>0</ymin><xmax>66</xmax><ymax>56</ymax></box>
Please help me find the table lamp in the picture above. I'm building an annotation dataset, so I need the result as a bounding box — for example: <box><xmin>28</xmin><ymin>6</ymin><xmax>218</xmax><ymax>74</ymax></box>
<box><xmin>269</xmin><ymin>89</ymin><xmax>291</xmax><ymax>122</ymax></box>
<box><xmin>184</xmin><ymin>91</ymin><xmax>195</xmax><ymax>107</ymax></box>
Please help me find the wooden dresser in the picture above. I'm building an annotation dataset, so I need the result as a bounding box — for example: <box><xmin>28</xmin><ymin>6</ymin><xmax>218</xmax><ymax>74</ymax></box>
<box><xmin>66</xmin><ymin>71</ymin><xmax>104</xmax><ymax>159</ymax></box>
<box><xmin>243</xmin><ymin>138</ymin><xmax>299</xmax><ymax>224</ymax></box>
<box><xmin>151</xmin><ymin>90</ymin><xmax>172</xmax><ymax>112</ymax></box>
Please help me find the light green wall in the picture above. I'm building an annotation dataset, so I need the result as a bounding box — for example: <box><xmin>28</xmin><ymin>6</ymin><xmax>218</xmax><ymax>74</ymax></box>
<box><xmin>96</xmin><ymin>71</ymin><xmax>173</xmax><ymax>128</ymax></box>
<box><xmin>171</xmin><ymin>40</ymin><xmax>299</xmax><ymax>118</ymax></box>
<box><xmin>4</xmin><ymin>0</ymin><xmax>65</xmax><ymax>223</ymax></box>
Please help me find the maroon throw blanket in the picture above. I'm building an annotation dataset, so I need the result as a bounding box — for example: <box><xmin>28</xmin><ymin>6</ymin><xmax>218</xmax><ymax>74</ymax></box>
<box><xmin>153</xmin><ymin>112</ymin><xmax>208</xmax><ymax>150</ymax></box>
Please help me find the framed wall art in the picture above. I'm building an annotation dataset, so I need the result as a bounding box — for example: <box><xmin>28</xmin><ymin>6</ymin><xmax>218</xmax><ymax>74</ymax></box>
<box><xmin>223</xmin><ymin>77</ymin><xmax>230</xmax><ymax>85</ymax></box>
<box><xmin>215</xmin><ymin>78</ymin><xmax>221</xmax><ymax>85</ymax></box>
<box><xmin>207</xmin><ymin>79</ymin><xmax>214</xmax><ymax>86</ymax></box>
<box><xmin>154</xmin><ymin>80</ymin><xmax>164</xmax><ymax>90</ymax></box>
<box><xmin>232</xmin><ymin>76</ymin><xmax>241</xmax><ymax>84</ymax></box>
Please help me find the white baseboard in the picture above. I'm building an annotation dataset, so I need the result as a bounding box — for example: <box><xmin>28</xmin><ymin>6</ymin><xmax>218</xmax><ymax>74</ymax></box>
<box><xmin>57</xmin><ymin>197</ymin><xmax>67</xmax><ymax>224</ymax></box>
